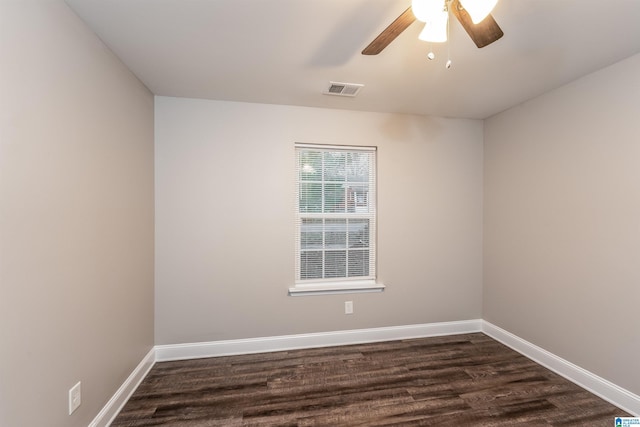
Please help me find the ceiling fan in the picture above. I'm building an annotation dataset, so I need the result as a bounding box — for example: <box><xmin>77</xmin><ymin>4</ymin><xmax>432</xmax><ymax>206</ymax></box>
<box><xmin>362</xmin><ymin>0</ymin><xmax>504</xmax><ymax>55</ymax></box>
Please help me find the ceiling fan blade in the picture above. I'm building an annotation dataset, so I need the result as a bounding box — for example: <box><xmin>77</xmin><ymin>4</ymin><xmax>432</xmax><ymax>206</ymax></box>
<box><xmin>450</xmin><ymin>0</ymin><xmax>503</xmax><ymax>48</ymax></box>
<box><xmin>362</xmin><ymin>7</ymin><xmax>416</xmax><ymax>55</ymax></box>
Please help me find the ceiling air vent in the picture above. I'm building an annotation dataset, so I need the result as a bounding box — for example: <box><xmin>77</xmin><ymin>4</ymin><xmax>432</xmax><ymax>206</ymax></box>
<box><xmin>323</xmin><ymin>81</ymin><xmax>364</xmax><ymax>97</ymax></box>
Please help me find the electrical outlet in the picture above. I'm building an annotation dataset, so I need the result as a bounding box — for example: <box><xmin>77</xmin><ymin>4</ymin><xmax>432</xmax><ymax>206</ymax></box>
<box><xmin>69</xmin><ymin>381</ymin><xmax>81</xmax><ymax>415</ymax></box>
<box><xmin>345</xmin><ymin>301</ymin><xmax>354</xmax><ymax>314</ymax></box>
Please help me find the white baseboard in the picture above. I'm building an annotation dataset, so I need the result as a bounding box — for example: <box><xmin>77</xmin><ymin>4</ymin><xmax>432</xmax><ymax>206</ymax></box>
<box><xmin>89</xmin><ymin>347</ymin><xmax>156</xmax><ymax>427</ymax></box>
<box><xmin>155</xmin><ymin>319</ymin><xmax>483</xmax><ymax>361</ymax></box>
<box><xmin>94</xmin><ymin>320</ymin><xmax>639</xmax><ymax>425</ymax></box>
<box><xmin>482</xmin><ymin>321</ymin><xmax>640</xmax><ymax>416</ymax></box>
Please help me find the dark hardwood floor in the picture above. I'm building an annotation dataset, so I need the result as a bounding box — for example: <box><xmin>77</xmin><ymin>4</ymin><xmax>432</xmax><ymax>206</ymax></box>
<box><xmin>112</xmin><ymin>333</ymin><xmax>629</xmax><ymax>426</ymax></box>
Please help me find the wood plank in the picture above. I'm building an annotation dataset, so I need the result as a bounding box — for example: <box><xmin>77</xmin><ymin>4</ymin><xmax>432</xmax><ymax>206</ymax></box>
<box><xmin>112</xmin><ymin>333</ymin><xmax>630</xmax><ymax>426</ymax></box>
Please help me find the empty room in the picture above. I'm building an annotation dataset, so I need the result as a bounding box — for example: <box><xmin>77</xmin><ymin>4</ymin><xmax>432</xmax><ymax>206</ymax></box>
<box><xmin>1</xmin><ymin>0</ymin><xmax>639</xmax><ymax>426</ymax></box>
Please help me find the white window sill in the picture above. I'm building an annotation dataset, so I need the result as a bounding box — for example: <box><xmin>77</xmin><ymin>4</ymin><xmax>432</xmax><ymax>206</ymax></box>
<box><xmin>288</xmin><ymin>281</ymin><xmax>386</xmax><ymax>296</ymax></box>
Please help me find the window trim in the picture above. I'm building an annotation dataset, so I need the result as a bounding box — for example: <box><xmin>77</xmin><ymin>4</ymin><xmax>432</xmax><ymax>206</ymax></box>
<box><xmin>288</xmin><ymin>280</ymin><xmax>385</xmax><ymax>296</ymax></box>
<box><xmin>290</xmin><ymin>143</ymin><xmax>385</xmax><ymax>296</ymax></box>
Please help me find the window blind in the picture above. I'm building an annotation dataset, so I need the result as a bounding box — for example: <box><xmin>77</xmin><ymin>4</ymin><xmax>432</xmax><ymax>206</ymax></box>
<box><xmin>295</xmin><ymin>143</ymin><xmax>377</xmax><ymax>284</ymax></box>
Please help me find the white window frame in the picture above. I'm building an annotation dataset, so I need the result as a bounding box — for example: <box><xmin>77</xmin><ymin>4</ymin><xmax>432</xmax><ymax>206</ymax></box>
<box><xmin>289</xmin><ymin>143</ymin><xmax>385</xmax><ymax>296</ymax></box>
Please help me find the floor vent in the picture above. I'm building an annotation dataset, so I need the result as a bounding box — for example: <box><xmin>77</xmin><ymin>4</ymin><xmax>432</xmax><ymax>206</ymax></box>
<box><xmin>323</xmin><ymin>81</ymin><xmax>364</xmax><ymax>97</ymax></box>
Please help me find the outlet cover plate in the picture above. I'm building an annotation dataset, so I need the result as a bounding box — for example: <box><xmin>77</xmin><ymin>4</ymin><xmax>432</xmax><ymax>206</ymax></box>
<box><xmin>345</xmin><ymin>301</ymin><xmax>354</xmax><ymax>314</ymax></box>
<box><xmin>69</xmin><ymin>381</ymin><xmax>81</xmax><ymax>415</ymax></box>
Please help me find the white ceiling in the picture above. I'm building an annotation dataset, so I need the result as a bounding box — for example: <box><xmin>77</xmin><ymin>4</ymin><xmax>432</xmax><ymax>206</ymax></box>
<box><xmin>65</xmin><ymin>0</ymin><xmax>640</xmax><ymax>119</ymax></box>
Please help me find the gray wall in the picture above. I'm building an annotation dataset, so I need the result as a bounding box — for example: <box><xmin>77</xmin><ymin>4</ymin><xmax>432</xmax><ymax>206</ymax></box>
<box><xmin>155</xmin><ymin>97</ymin><xmax>484</xmax><ymax>345</ymax></box>
<box><xmin>484</xmin><ymin>53</ymin><xmax>640</xmax><ymax>395</ymax></box>
<box><xmin>0</xmin><ymin>1</ymin><xmax>155</xmax><ymax>426</ymax></box>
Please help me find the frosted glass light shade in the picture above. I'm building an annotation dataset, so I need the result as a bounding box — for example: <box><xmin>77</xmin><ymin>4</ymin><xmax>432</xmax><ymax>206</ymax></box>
<box><xmin>459</xmin><ymin>0</ymin><xmax>498</xmax><ymax>24</ymax></box>
<box><xmin>412</xmin><ymin>0</ymin><xmax>445</xmax><ymax>22</ymax></box>
<box><xmin>418</xmin><ymin>9</ymin><xmax>448</xmax><ymax>43</ymax></box>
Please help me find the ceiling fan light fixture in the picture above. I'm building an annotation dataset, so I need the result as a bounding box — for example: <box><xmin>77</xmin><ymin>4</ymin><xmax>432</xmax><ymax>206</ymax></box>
<box><xmin>361</xmin><ymin>0</ymin><xmax>504</xmax><ymax>55</ymax></box>
<box><xmin>459</xmin><ymin>0</ymin><xmax>499</xmax><ymax>24</ymax></box>
<box><xmin>418</xmin><ymin>10</ymin><xmax>448</xmax><ymax>43</ymax></box>
<box><xmin>411</xmin><ymin>0</ymin><xmax>445</xmax><ymax>22</ymax></box>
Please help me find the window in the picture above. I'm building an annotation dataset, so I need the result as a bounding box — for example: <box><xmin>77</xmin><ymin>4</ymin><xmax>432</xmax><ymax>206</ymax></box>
<box><xmin>290</xmin><ymin>143</ymin><xmax>384</xmax><ymax>296</ymax></box>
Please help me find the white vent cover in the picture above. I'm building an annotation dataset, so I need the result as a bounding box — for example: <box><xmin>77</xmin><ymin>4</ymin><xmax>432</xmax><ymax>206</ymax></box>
<box><xmin>323</xmin><ymin>81</ymin><xmax>364</xmax><ymax>97</ymax></box>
